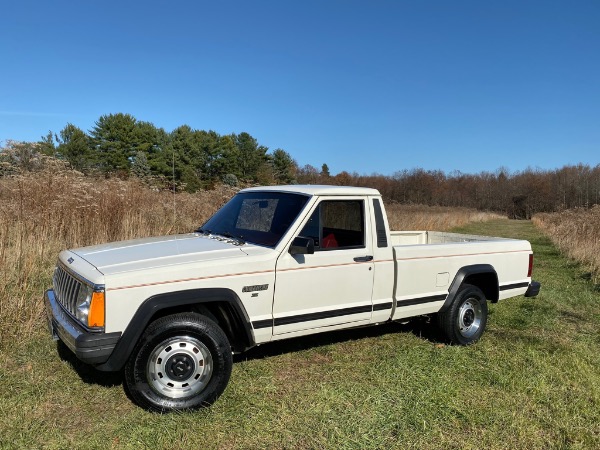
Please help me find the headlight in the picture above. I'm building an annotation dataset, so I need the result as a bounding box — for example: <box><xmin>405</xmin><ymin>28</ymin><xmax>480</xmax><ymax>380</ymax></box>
<box><xmin>75</xmin><ymin>285</ymin><xmax>105</xmax><ymax>328</ymax></box>
<box><xmin>75</xmin><ymin>285</ymin><xmax>93</xmax><ymax>323</ymax></box>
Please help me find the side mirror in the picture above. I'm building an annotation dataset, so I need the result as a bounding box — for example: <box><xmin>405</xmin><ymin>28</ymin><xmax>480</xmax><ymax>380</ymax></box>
<box><xmin>289</xmin><ymin>236</ymin><xmax>315</xmax><ymax>255</ymax></box>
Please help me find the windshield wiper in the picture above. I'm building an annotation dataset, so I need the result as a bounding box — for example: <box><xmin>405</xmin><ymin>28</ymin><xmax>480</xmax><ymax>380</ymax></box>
<box><xmin>196</xmin><ymin>228</ymin><xmax>245</xmax><ymax>245</ymax></box>
<box><xmin>220</xmin><ymin>232</ymin><xmax>245</xmax><ymax>245</ymax></box>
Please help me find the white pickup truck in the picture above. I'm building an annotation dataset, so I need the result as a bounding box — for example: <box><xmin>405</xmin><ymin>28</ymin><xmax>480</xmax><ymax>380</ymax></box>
<box><xmin>44</xmin><ymin>185</ymin><xmax>540</xmax><ymax>412</ymax></box>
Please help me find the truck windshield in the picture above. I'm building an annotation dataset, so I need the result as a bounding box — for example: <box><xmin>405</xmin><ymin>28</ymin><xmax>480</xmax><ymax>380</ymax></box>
<box><xmin>198</xmin><ymin>192</ymin><xmax>310</xmax><ymax>248</ymax></box>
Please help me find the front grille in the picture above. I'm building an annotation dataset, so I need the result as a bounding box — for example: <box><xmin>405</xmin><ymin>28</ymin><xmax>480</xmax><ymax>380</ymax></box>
<box><xmin>53</xmin><ymin>264</ymin><xmax>85</xmax><ymax>318</ymax></box>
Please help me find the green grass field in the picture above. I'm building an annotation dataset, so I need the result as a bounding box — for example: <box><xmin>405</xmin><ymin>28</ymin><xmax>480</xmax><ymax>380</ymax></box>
<box><xmin>1</xmin><ymin>219</ymin><xmax>598</xmax><ymax>449</ymax></box>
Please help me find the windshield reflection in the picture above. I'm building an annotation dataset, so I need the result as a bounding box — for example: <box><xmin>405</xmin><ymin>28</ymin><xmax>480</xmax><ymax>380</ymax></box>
<box><xmin>198</xmin><ymin>192</ymin><xmax>309</xmax><ymax>248</ymax></box>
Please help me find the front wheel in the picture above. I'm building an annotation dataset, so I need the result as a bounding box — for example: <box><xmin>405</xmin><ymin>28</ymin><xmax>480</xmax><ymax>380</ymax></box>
<box><xmin>124</xmin><ymin>312</ymin><xmax>232</xmax><ymax>412</ymax></box>
<box><xmin>438</xmin><ymin>284</ymin><xmax>488</xmax><ymax>345</ymax></box>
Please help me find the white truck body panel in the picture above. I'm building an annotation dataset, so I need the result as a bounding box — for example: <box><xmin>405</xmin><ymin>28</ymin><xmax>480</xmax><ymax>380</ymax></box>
<box><xmin>391</xmin><ymin>239</ymin><xmax>530</xmax><ymax>320</ymax></box>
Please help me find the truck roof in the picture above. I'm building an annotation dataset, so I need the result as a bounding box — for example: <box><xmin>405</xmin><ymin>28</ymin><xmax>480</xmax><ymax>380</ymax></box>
<box><xmin>240</xmin><ymin>185</ymin><xmax>381</xmax><ymax>196</ymax></box>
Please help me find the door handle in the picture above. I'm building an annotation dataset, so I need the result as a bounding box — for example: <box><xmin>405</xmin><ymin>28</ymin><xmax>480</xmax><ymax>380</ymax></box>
<box><xmin>353</xmin><ymin>255</ymin><xmax>373</xmax><ymax>262</ymax></box>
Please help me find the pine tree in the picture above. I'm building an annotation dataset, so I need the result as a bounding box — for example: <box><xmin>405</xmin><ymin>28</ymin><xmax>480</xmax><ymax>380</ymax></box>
<box><xmin>57</xmin><ymin>124</ymin><xmax>91</xmax><ymax>172</ymax></box>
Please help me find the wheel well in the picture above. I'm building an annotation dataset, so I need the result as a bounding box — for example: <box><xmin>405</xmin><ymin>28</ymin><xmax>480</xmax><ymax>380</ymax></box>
<box><xmin>463</xmin><ymin>273</ymin><xmax>499</xmax><ymax>302</ymax></box>
<box><xmin>96</xmin><ymin>288</ymin><xmax>255</xmax><ymax>372</ymax></box>
<box><xmin>148</xmin><ymin>302</ymin><xmax>252</xmax><ymax>353</ymax></box>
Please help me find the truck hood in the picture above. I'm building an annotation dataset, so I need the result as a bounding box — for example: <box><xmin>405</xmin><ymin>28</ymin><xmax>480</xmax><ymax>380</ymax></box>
<box><xmin>71</xmin><ymin>233</ymin><xmax>252</xmax><ymax>275</ymax></box>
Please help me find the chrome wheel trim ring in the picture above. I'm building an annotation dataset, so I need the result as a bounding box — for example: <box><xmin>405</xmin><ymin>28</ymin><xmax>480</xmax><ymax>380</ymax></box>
<box><xmin>458</xmin><ymin>298</ymin><xmax>482</xmax><ymax>338</ymax></box>
<box><xmin>146</xmin><ymin>336</ymin><xmax>213</xmax><ymax>399</ymax></box>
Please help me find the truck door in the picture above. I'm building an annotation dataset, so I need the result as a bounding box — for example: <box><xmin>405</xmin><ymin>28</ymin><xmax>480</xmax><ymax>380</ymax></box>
<box><xmin>273</xmin><ymin>198</ymin><xmax>374</xmax><ymax>335</ymax></box>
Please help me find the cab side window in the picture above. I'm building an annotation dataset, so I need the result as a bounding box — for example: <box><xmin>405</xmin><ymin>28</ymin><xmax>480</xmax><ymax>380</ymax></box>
<box><xmin>299</xmin><ymin>200</ymin><xmax>364</xmax><ymax>250</ymax></box>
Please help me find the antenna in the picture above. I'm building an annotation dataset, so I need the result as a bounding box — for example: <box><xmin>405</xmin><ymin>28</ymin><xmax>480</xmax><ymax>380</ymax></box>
<box><xmin>172</xmin><ymin>148</ymin><xmax>176</xmax><ymax>229</ymax></box>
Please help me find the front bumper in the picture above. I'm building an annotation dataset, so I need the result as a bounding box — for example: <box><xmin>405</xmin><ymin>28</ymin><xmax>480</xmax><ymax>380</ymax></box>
<box><xmin>44</xmin><ymin>289</ymin><xmax>121</xmax><ymax>365</ymax></box>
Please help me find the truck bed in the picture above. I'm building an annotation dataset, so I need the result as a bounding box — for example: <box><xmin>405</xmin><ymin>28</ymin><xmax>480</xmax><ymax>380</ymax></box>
<box><xmin>387</xmin><ymin>230</ymin><xmax>532</xmax><ymax>321</ymax></box>
<box><xmin>390</xmin><ymin>231</ymin><xmax>512</xmax><ymax>246</ymax></box>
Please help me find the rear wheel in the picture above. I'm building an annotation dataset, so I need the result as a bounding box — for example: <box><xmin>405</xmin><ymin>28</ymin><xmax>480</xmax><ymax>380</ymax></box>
<box><xmin>438</xmin><ymin>284</ymin><xmax>488</xmax><ymax>345</ymax></box>
<box><xmin>124</xmin><ymin>312</ymin><xmax>232</xmax><ymax>412</ymax></box>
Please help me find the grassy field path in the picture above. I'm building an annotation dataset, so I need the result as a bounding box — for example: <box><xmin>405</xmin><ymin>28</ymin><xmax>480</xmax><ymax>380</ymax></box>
<box><xmin>1</xmin><ymin>219</ymin><xmax>598</xmax><ymax>449</ymax></box>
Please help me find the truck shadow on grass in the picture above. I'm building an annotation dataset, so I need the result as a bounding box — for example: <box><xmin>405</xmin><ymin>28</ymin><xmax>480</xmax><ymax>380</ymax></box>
<box><xmin>235</xmin><ymin>317</ymin><xmax>443</xmax><ymax>362</ymax></box>
<box><xmin>56</xmin><ymin>341</ymin><xmax>123</xmax><ymax>387</ymax></box>
<box><xmin>56</xmin><ymin>317</ymin><xmax>442</xmax><ymax>386</ymax></box>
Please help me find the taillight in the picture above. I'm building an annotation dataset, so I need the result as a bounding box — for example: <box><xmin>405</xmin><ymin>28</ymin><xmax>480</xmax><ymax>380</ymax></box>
<box><xmin>527</xmin><ymin>254</ymin><xmax>533</xmax><ymax>278</ymax></box>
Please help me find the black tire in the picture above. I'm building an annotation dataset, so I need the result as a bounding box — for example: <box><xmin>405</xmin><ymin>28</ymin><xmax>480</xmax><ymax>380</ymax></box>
<box><xmin>438</xmin><ymin>284</ymin><xmax>488</xmax><ymax>345</ymax></box>
<box><xmin>124</xmin><ymin>312</ymin><xmax>232</xmax><ymax>412</ymax></box>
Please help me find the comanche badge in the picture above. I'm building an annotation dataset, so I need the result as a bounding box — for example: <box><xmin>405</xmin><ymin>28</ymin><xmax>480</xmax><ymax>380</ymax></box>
<box><xmin>242</xmin><ymin>284</ymin><xmax>269</xmax><ymax>293</ymax></box>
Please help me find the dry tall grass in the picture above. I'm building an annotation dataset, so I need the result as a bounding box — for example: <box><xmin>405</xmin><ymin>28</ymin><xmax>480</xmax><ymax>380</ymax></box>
<box><xmin>385</xmin><ymin>203</ymin><xmax>504</xmax><ymax>231</ymax></box>
<box><xmin>533</xmin><ymin>206</ymin><xmax>600</xmax><ymax>283</ymax></box>
<box><xmin>0</xmin><ymin>172</ymin><xmax>501</xmax><ymax>348</ymax></box>
<box><xmin>0</xmin><ymin>172</ymin><xmax>235</xmax><ymax>348</ymax></box>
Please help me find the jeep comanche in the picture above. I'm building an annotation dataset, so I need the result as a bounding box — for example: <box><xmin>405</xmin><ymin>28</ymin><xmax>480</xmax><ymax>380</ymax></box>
<box><xmin>44</xmin><ymin>185</ymin><xmax>540</xmax><ymax>411</ymax></box>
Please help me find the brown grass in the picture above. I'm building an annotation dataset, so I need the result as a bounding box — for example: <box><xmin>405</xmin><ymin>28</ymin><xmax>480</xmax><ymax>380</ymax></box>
<box><xmin>385</xmin><ymin>203</ymin><xmax>504</xmax><ymax>231</ymax></box>
<box><xmin>0</xmin><ymin>171</ymin><xmax>500</xmax><ymax>348</ymax></box>
<box><xmin>0</xmin><ymin>171</ymin><xmax>235</xmax><ymax>348</ymax></box>
<box><xmin>533</xmin><ymin>206</ymin><xmax>600</xmax><ymax>282</ymax></box>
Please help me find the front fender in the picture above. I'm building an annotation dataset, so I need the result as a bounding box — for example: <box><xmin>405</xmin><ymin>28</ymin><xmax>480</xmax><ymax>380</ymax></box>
<box><xmin>95</xmin><ymin>288</ymin><xmax>254</xmax><ymax>372</ymax></box>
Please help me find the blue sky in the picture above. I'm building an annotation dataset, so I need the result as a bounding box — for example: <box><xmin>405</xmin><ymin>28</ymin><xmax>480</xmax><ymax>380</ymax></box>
<box><xmin>1</xmin><ymin>0</ymin><xmax>599</xmax><ymax>176</ymax></box>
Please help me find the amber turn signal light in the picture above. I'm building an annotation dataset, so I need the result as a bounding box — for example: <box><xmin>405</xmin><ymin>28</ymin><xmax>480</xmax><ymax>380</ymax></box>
<box><xmin>88</xmin><ymin>291</ymin><xmax>105</xmax><ymax>328</ymax></box>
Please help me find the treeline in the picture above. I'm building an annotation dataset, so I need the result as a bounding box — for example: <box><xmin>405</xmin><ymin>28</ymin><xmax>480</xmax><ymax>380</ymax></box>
<box><xmin>297</xmin><ymin>165</ymin><xmax>600</xmax><ymax>218</ymax></box>
<box><xmin>1</xmin><ymin>113</ymin><xmax>296</xmax><ymax>190</ymax></box>
<box><xmin>2</xmin><ymin>112</ymin><xmax>599</xmax><ymax>218</ymax></box>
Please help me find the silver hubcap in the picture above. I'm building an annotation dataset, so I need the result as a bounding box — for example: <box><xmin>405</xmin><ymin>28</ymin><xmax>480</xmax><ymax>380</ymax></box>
<box><xmin>458</xmin><ymin>299</ymin><xmax>482</xmax><ymax>338</ymax></box>
<box><xmin>147</xmin><ymin>336</ymin><xmax>213</xmax><ymax>399</ymax></box>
